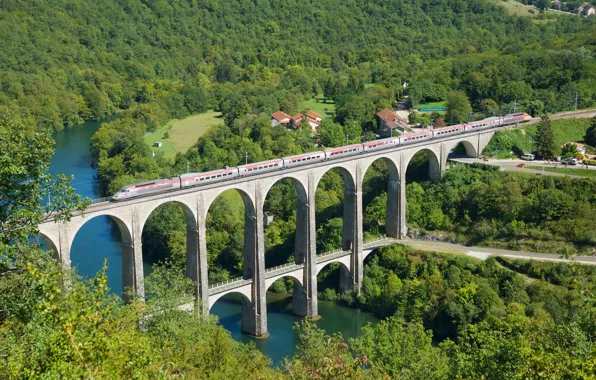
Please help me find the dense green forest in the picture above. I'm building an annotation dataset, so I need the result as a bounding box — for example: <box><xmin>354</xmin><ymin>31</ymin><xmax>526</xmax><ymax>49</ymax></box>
<box><xmin>1</xmin><ymin>0</ymin><xmax>596</xmax><ymax>131</ymax></box>
<box><xmin>407</xmin><ymin>163</ymin><xmax>596</xmax><ymax>253</ymax></box>
<box><xmin>4</xmin><ymin>242</ymin><xmax>595</xmax><ymax>378</ymax></box>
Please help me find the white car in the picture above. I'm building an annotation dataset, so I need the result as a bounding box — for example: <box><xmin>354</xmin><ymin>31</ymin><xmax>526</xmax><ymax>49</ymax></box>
<box><xmin>561</xmin><ymin>158</ymin><xmax>578</xmax><ymax>165</ymax></box>
<box><xmin>520</xmin><ymin>153</ymin><xmax>535</xmax><ymax>161</ymax></box>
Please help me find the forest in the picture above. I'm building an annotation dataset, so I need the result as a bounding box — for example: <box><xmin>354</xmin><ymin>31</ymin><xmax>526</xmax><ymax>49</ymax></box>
<box><xmin>0</xmin><ymin>0</ymin><xmax>595</xmax><ymax>132</ymax></box>
<box><xmin>2</xmin><ymin>0</ymin><xmax>596</xmax><ymax>377</ymax></box>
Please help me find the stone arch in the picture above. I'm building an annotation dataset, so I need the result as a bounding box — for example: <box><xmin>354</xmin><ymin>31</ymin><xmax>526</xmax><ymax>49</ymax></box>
<box><xmin>209</xmin><ymin>289</ymin><xmax>253</xmax><ymax>311</ymax></box>
<box><xmin>316</xmin><ymin>258</ymin><xmax>351</xmax><ymax>276</ymax></box>
<box><xmin>137</xmin><ymin>198</ymin><xmax>197</xmax><ymax>233</ymax></box>
<box><xmin>361</xmin><ymin>156</ymin><xmax>400</xmax><ymax>239</ymax></box>
<box><xmin>38</xmin><ymin>232</ymin><xmax>58</xmax><ymax>256</ymax></box>
<box><xmin>202</xmin><ymin>186</ymin><xmax>258</xmax><ymax>282</ymax></box>
<box><xmin>261</xmin><ymin>175</ymin><xmax>309</xmax><ymax>269</ymax></box>
<box><xmin>265</xmin><ymin>273</ymin><xmax>304</xmax><ymax>291</ymax></box>
<box><xmin>202</xmin><ymin>186</ymin><xmax>256</xmax><ymax>221</ymax></box>
<box><xmin>316</xmin><ymin>259</ymin><xmax>353</xmax><ymax>294</ymax></box>
<box><xmin>403</xmin><ymin>147</ymin><xmax>441</xmax><ymax>183</ymax></box>
<box><xmin>442</xmin><ymin>137</ymin><xmax>478</xmax><ymax>169</ymax></box>
<box><xmin>68</xmin><ymin>213</ymin><xmax>134</xmax><ymax>297</ymax></box>
<box><xmin>313</xmin><ymin>165</ymin><xmax>357</xmax><ymax>253</ymax></box>
<box><xmin>137</xmin><ymin>199</ymin><xmax>199</xmax><ymax>288</ymax></box>
<box><xmin>312</xmin><ymin>164</ymin><xmax>356</xmax><ymax>194</ymax></box>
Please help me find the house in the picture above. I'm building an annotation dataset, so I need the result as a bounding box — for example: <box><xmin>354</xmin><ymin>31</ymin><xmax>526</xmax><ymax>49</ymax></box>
<box><xmin>577</xmin><ymin>2</ymin><xmax>596</xmax><ymax>16</ymax></box>
<box><xmin>271</xmin><ymin>111</ymin><xmax>291</xmax><ymax>127</ymax></box>
<box><xmin>376</xmin><ymin>108</ymin><xmax>411</xmax><ymax>137</ymax></box>
<box><xmin>290</xmin><ymin>111</ymin><xmax>322</xmax><ymax>132</ymax></box>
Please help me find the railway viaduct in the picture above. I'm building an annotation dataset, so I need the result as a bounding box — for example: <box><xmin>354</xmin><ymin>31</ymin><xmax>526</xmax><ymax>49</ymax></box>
<box><xmin>38</xmin><ymin>128</ymin><xmax>499</xmax><ymax>337</ymax></box>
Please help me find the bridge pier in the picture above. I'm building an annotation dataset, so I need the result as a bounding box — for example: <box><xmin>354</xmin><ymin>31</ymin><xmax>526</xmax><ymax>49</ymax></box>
<box><xmin>293</xmin><ymin>180</ymin><xmax>318</xmax><ymax>318</ymax></box>
<box><xmin>242</xmin><ymin>195</ymin><xmax>268</xmax><ymax>337</ymax></box>
<box><xmin>342</xmin><ymin>171</ymin><xmax>364</xmax><ymax>293</ymax></box>
<box><xmin>122</xmin><ymin>213</ymin><xmax>144</xmax><ymax>302</ymax></box>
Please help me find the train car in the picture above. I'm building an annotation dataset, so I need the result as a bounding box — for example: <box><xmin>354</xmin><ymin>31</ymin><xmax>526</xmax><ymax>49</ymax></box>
<box><xmin>179</xmin><ymin>168</ymin><xmax>239</xmax><ymax>188</ymax></box>
<box><xmin>323</xmin><ymin>144</ymin><xmax>364</xmax><ymax>160</ymax></box>
<box><xmin>464</xmin><ymin>117</ymin><xmax>500</xmax><ymax>132</ymax></box>
<box><xmin>282</xmin><ymin>151</ymin><xmax>325</xmax><ymax>168</ymax></box>
<box><xmin>362</xmin><ymin>137</ymin><xmax>400</xmax><ymax>152</ymax></box>
<box><xmin>111</xmin><ymin>177</ymin><xmax>181</xmax><ymax>201</ymax></box>
<box><xmin>237</xmin><ymin>159</ymin><xmax>284</xmax><ymax>176</ymax></box>
<box><xmin>503</xmin><ymin>113</ymin><xmax>532</xmax><ymax>124</ymax></box>
<box><xmin>432</xmin><ymin>125</ymin><xmax>465</xmax><ymax>138</ymax></box>
<box><xmin>400</xmin><ymin>131</ymin><xmax>433</xmax><ymax>145</ymax></box>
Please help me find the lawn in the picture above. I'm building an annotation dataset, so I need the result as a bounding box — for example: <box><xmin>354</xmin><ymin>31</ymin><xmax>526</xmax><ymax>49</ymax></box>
<box><xmin>527</xmin><ymin>166</ymin><xmax>596</xmax><ymax>178</ymax></box>
<box><xmin>144</xmin><ymin>111</ymin><xmax>223</xmax><ymax>158</ymax></box>
<box><xmin>522</xmin><ymin>118</ymin><xmax>591</xmax><ymax>148</ymax></box>
<box><xmin>302</xmin><ymin>94</ymin><xmax>335</xmax><ymax>118</ymax></box>
<box><xmin>490</xmin><ymin>0</ymin><xmax>536</xmax><ymax>16</ymax></box>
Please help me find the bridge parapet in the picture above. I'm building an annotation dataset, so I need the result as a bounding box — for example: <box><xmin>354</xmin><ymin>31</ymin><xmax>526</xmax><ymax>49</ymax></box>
<box><xmin>209</xmin><ymin>277</ymin><xmax>253</xmax><ymax>295</ymax></box>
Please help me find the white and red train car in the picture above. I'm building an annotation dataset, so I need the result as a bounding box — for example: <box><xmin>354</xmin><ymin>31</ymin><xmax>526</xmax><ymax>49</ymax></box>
<box><xmin>111</xmin><ymin>113</ymin><xmax>531</xmax><ymax>201</ymax></box>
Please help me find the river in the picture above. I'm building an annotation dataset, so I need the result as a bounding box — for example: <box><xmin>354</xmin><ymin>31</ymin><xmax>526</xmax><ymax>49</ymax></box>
<box><xmin>49</xmin><ymin>118</ymin><xmax>379</xmax><ymax>365</ymax></box>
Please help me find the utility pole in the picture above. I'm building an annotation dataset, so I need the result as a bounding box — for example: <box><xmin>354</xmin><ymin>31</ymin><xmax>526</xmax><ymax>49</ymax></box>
<box><xmin>245</xmin><ymin>152</ymin><xmax>248</xmax><ymax>165</ymax></box>
<box><xmin>574</xmin><ymin>91</ymin><xmax>578</xmax><ymax>115</ymax></box>
<box><xmin>468</xmin><ymin>112</ymin><xmax>473</xmax><ymax>123</ymax></box>
<box><xmin>513</xmin><ymin>99</ymin><xmax>517</xmax><ymax>113</ymax></box>
<box><xmin>346</xmin><ymin>134</ymin><xmax>349</xmax><ymax>146</ymax></box>
<box><xmin>186</xmin><ymin>161</ymin><xmax>189</xmax><ymax>173</ymax></box>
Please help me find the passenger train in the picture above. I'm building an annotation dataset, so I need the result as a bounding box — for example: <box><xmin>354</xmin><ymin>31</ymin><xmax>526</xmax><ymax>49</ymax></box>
<box><xmin>111</xmin><ymin>113</ymin><xmax>531</xmax><ymax>201</ymax></box>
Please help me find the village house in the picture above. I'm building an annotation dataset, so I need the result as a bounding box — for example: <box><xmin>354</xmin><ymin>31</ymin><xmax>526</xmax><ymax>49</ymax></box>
<box><xmin>271</xmin><ymin>109</ymin><xmax>323</xmax><ymax>133</ymax></box>
<box><xmin>270</xmin><ymin>110</ymin><xmax>292</xmax><ymax>127</ymax></box>
<box><xmin>376</xmin><ymin>108</ymin><xmax>411</xmax><ymax>137</ymax></box>
<box><xmin>577</xmin><ymin>2</ymin><xmax>596</xmax><ymax>16</ymax></box>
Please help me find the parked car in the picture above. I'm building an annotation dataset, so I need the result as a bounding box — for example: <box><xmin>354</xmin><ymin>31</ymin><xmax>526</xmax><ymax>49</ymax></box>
<box><xmin>561</xmin><ymin>158</ymin><xmax>577</xmax><ymax>165</ymax></box>
<box><xmin>521</xmin><ymin>153</ymin><xmax>535</xmax><ymax>161</ymax></box>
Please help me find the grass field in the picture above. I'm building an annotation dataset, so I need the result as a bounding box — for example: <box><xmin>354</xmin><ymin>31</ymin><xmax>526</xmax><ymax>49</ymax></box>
<box><xmin>417</xmin><ymin>101</ymin><xmax>447</xmax><ymax>109</ymax></box>
<box><xmin>302</xmin><ymin>94</ymin><xmax>335</xmax><ymax>118</ymax></box>
<box><xmin>144</xmin><ymin>111</ymin><xmax>223</xmax><ymax>158</ymax></box>
<box><xmin>526</xmin><ymin>166</ymin><xmax>596</xmax><ymax>178</ymax></box>
<box><xmin>522</xmin><ymin>118</ymin><xmax>591</xmax><ymax>148</ymax></box>
<box><xmin>490</xmin><ymin>0</ymin><xmax>536</xmax><ymax>16</ymax></box>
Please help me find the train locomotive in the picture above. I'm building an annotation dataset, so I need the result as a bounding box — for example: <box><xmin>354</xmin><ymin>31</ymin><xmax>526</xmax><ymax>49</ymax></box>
<box><xmin>111</xmin><ymin>112</ymin><xmax>531</xmax><ymax>201</ymax></box>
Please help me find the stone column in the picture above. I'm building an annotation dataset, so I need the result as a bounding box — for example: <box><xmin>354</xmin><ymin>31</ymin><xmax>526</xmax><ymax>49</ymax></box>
<box><xmin>186</xmin><ymin>213</ymin><xmax>209</xmax><ymax>313</ymax></box>
<box><xmin>341</xmin><ymin>169</ymin><xmax>363</xmax><ymax>293</ymax></box>
<box><xmin>57</xmin><ymin>224</ymin><xmax>71</xmax><ymax>268</ymax></box>
<box><xmin>399</xmin><ymin>169</ymin><xmax>407</xmax><ymax>239</ymax></box>
<box><xmin>122</xmin><ymin>210</ymin><xmax>144</xmax><ymax>303</ymax></box>
<box><xmin>293</xmin><ymin>179</ymin><xmax>318</xmax><ymax>318</ymax></box>
<box><xmin>385</xmin><ymin>171</ymin><xmax>400</xmax><ymax>239</ymax></box>
<box><xmin>428</xmin><ymin>153</ymin><xmax>441</xmax><ymax>182</ymax></box>
<box><xmin>241</xmin><ymin>193</ymin><xmax>267</xmax><ymax>337</ymax></box>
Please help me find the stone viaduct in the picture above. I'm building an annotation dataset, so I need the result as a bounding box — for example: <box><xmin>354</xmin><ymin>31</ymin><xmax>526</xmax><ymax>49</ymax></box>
<box><xmin>38</xmin><ymin>129</ymin><xmax>498</xmax><ymax>337</ymax></box>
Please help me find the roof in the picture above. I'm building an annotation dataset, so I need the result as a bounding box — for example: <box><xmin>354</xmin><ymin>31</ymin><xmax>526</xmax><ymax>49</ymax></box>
<box><xmin>376</xmin><ymin>108</ymin><xmax>397</xmax><ymax>122</ymax></box>
<box><xmin>271</xmin><ymin>111</ymin><xmax>291</xmax><ymax>122</ymax></box>
<box><xmin>306</xmin><ymin>110</ymin><xmax>323</xmax><ymax>119</ymax></box>
<box><xmin>292</xmin><ymin>113</ymin><xmax>303</xmax><ymax>121</ymax></box>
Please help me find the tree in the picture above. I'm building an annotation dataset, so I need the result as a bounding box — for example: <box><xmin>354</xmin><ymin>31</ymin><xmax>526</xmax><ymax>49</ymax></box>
<box><xmin>445</xmin><ymin>91</ymin><xmax>472</xmax><ymax>125</ymax></box>
<box><xmin>318</xmin><ymin>119</ymin><xmax>345</xmax><ymax>147</ymax></box>
<box><xmin>584</xmin><ymin>117</ymin><xmax>596</xmax><ymax>147</ymax></box>
<box><xmin>534</xmin><ymin>116</ymin><xmax>558</xmax><ymax>158</ymax></box>
<box><xmin>0</xmin><ymin>109</ymin><xmax>89</xmax><ymax>252</ymax></box>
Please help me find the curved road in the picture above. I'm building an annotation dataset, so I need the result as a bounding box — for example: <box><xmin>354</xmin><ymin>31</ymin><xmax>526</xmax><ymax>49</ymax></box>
<box><xmin>403</xmin><ymin>240</ymin><xmax>596</xmax><ymax>265</ymax></box>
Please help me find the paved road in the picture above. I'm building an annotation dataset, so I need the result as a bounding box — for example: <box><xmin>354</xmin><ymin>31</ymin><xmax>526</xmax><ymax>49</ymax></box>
<box><xmin>403</xmin><ymin>240</ymin><xmax>596</xmax><ymax>265</ymax></box>
<box><xmin>450</xmin><ymin>157</ymin><xmax>594</xmax><ymax>178</ymax></box>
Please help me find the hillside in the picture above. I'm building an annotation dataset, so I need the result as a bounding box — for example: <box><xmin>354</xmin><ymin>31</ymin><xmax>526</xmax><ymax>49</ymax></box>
<box><xmin>0</xmin><ymin>0</ymin><xmax>595</xmax><ymax>131</ymax></box>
